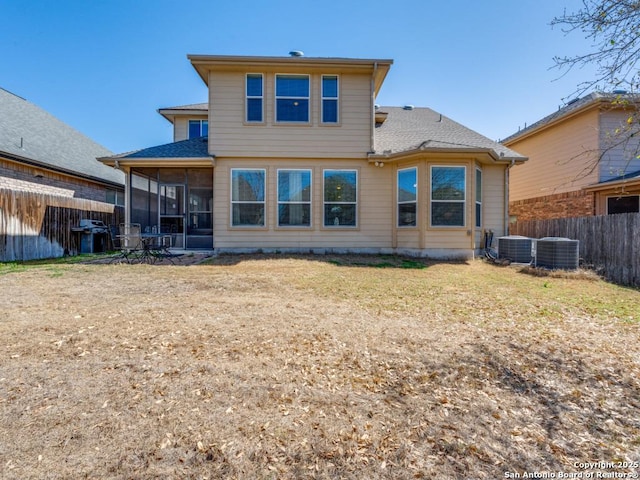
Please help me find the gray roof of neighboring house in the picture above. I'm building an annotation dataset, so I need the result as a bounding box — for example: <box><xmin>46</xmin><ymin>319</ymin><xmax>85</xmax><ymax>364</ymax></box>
<box><xmin>111</xmin><ymin>136</ymin><xmax>211</xmax><ymax>159</ymax></box>
<box><xmin>374</xmin><ymin>106</ymin><xmax>525</xmax><ymax>161</ymax></box>
<box><xmin>598</xmin><ymin>168</ymin><xmax>640</xmax><ymax>184</ymax></box>
<box><xmin>502</xmin><ymin>91</ymin><xmax>640</xmax><ymax>144</ymax></box>
<box><xmin>0</xmin><ymin>87</ymin><xmax>124</xmax><ymax>186</ymax></box>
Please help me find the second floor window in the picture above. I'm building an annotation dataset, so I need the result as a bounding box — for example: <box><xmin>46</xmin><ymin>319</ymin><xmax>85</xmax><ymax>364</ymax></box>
<box><xmin>276</xmin><ymin>74</ymin><xmax>309</xmax><ymax>123</ymax></box>
<box><xmin>322</xmin><ymin>75</ymin><xmax>338</xmax><ymax>123</ymax></box>
<box><xmin>246</xmin><ymin>74</ymin><xmax>263</xmax><ymax>122</ymax></box>
<box><xmin>188</xmin><ymin>119</ymin><xmax>208</xmax><ymax>139</ymax></box>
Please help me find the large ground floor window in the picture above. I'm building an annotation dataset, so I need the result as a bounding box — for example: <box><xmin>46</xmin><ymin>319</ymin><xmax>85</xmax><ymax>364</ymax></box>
<box><xmin>278</xmin><ymin>169</ymin><xmax>311</xmax><ymax>227</ymax></box>
<box><xmin>231</xmin><ymin>169</ymin><xmax>266</xmax><ymax>227</ymax></box>
<box><xmin>323</xmin><ymin>169</ymin><xmax>357</xmax><ymax>227</ymax></box>
<box><xmin>431</xmin><ymin>166</ymin><xmax>466</xmax><ymax>227</ymax></box>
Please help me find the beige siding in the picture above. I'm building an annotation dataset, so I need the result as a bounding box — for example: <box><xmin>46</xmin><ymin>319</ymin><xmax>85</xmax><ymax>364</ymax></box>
<box><xmin>483</xmin><ymin>164</ymin><xmax>507</xmax><ymax>238</ymax></box>
<box><xmin>213</xmin><ymin>158</ymin><xmax>391</xmax><ymax>250</ymax></box>
<box><xmin>507</xmin><ymin>109</ymin><xmax>600</xmax><ymax>202</ymax></box>
<box><xmin>209</xmin><ymin>71</ymin><xmax>372</xmax><ymax>158</ymax></box>
<box><xmin>599</xmin><ymin>110</ymin><xmax>640</xmax><ymax>180</ymax></box>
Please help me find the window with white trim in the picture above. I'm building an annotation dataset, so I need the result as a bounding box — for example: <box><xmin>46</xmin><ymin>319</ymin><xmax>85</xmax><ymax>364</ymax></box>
<box><xmin>475</xmin><ymin>168</ymin><xmax>482</xmax><ymax>228</ymax></box>
<box><xmin>322</xmin><ymin>75</ymin><xmax>338</xmax><ymax>123</ymax></box>
<box><xmin>246</xmin><ymin>74</ymin><xmax>263</xmax><ymax>122</ymax></box>
<box><xmin>607</xmin><ymin>195</ymin><xmax>639</xmax><ymax>214</ymax></box>
<box><xmin>188</xmin><ymin>119</ymin><xmax>208</xmax><ymax>139</ymax></box>
<box><xmin>278</xmin><ymin>169</ymin><xmax>312</xmax><ymax>227</ymax></box>
<box><xmin>324</xmin><ymin>169</ymin><xmax>357</xmax><ymax>227</ymax></box>
<box><xmin>431</xmin><ymin>166</ymin><xmax>466</xmax><ymax>227</ymax></box>
<box><xmin>397</xmin><ymin>167</ymin><xmax>417</xmax><ymax>227</ymax></box>
<box><xmin>231</xmin><ymin>169</ymin><xmax>265</xmax><ymax>226</ymax></box>
<box><xmin>275</xmin><ymin>74</ymin><xmax>309</xmax><ymax>122</ymax></box>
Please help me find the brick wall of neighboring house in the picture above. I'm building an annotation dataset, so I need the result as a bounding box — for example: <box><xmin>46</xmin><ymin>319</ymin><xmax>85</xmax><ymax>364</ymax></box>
<box><xmin>0</xmin><ymin>158</ymin><xmax>114</xmax><ymax>201</ymax></box>
<box><xmin>509</xmin><ymin>190</ymin><xmax>595</xmax><ymax>221</ymax></box>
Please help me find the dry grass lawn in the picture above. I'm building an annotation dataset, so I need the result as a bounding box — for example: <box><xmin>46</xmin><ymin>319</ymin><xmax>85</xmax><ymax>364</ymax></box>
<box><xmin>1</xmin><ymin>254</ymin><xmax>639</xmax><ymax>479</ymax></box>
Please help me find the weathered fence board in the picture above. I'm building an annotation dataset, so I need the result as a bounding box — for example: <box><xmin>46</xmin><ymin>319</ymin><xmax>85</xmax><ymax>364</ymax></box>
<box><xmin>512</xmin><ymin>213</ymin><xmax>640</xmax><ymax>287</ymax></box>
<box><xmin>0</xmin><ymin>188</ymin><xmax>124</xmax><ymax>262</ymax></box>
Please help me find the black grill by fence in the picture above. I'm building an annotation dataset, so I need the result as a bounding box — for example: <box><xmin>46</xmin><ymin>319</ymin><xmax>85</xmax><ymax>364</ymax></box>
<box><xmin>511</xmin><ymin>213</ymin><xmax>640</xmax><ymax>287</ymax></box>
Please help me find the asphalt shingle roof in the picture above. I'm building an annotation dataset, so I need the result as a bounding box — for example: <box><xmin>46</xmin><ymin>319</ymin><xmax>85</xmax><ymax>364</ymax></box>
<box><xmin>115</xmin><ymin>136</ymin><xmax>211</xmax><ymax>159</ymax></box>
<box><xmin>158</xmin><ymin>103</ymin><xmax>208</xmax><ymax>111</ymax></box>
<box><xmin>501</xmin><ymin>92</ymin><xmax>640</xmax><ymax>144</ymax></box>
<box><xmin>374</xmin><ymin>106</ymin><xmax>525</xmax><ymax>161</ymax></box>
<box><xmin>0</xmin><ymin>87</ymin><xmax>123</xmax><ymax>185</ymax></box>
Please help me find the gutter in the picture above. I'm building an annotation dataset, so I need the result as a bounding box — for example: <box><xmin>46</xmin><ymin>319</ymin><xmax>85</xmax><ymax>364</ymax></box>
<box><xmin>505</xmin><ymin>159</ymin><xmax>515</xmax><ymax>235</ymax></box>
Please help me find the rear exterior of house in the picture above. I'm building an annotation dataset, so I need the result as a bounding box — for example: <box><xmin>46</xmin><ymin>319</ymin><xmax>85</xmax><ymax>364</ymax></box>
<box><xmin>503</xmin><ymin>93</ymin><xmax>640</xmax><ymax>222</ymax></box>
<box><xmin>101</xmin><ymin>54</ymin><xmax>525</xmax><ymax>258</ymax></box>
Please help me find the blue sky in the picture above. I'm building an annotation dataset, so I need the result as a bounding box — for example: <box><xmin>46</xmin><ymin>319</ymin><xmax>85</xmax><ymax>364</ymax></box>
<box><xmin>1</xmin><ymin>0</ymin><xmax>597</xmax><ymax>154</ymax></box>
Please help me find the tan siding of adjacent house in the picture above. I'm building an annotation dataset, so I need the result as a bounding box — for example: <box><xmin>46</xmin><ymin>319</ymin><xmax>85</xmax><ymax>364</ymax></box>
<box><xmin>599</xmin><ymin>110</ymin><xmax>640</xmax><ymax>181</ymax></box>
<box><xmin>209</xmin><ymin>70</ymin><xmax>372</xmax><ymax>158</ymax></box>
<box><xmin>507</xmin><ymin>108</ymin><xmax>600</xmax><ymax>202</ymax></box>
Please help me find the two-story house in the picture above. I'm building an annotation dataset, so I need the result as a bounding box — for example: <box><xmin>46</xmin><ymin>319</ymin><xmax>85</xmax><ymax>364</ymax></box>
<box><xmin>100</xmin><ymin>54</ymin><xmax>526</xmax><ymax>258</ymax></box>
<box><xmin>503</xmin><ymin>92</ymin><xmax>640</xmax><ymax>222</ymax></box>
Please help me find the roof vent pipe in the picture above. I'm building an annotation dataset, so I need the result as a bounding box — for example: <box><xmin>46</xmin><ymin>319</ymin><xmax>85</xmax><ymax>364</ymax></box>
<box><xmin>289</xmin><ymin>50</ymin><xmax>304</xmax><ymax>57</ymax></box>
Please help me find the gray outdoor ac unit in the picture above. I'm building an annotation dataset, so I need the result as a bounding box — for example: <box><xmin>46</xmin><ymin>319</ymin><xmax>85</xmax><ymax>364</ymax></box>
<box><xmin>535</xmin><ymin>237</ymin><xmax>579</xmax><ymax>270</ymax></box>
<box><xmin>498</xmin><ymin>235</ymin><xmax>533</xmax><ymax>264</ymax></box>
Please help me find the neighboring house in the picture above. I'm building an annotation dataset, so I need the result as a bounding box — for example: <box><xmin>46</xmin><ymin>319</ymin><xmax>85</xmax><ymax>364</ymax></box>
<box><xmin>100</xmin><ymin>54</ymin><xmax>525</xmax><ymax>258</ymax></box>
<box><xmin>0</xmin><ymin>87</ymin><xmax>124</xmax><ymax>202</ymax></box>
<box><xmin>502</xmin><ymin>92</ymin><xmax>640</xmax><ymax>222</ymax></box>
<box><xmin>0</xmin><ymin>87</ymin><xmax>125</xmax><ymax>261</ymax></box>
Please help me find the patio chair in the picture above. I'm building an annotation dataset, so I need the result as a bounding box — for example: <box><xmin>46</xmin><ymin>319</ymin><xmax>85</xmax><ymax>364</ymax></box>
<box><xmin>113</xmin><ymin>223</ymin><xmax>143</xmax><ymax>263</ymax></box>
<box><xmin>108</xmin><ymin>224</ymin><xmax>120</xmax><ymax>250</ymax></box>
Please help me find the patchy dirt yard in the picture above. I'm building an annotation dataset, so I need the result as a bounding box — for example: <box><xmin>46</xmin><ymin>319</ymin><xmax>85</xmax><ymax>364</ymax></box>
<box><xmin>1</xmin><ymin>254</ymin><xmax>639</xmax><ymax>479</ymax></box>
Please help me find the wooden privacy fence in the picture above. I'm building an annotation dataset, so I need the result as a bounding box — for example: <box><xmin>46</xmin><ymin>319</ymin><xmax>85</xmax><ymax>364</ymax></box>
<box><xmin>511</xmin><ymin>213</ymin><xmax>640</xmax><ymax>287</ymax></box>
<box><xmin>0</xmin><ymin>188</ymin><xmax>124</xmax><ymax>262</ymax></box>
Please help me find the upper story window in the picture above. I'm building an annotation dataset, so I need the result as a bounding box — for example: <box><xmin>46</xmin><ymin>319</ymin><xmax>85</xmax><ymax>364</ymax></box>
<box><xmin>398</xmin><ymin>167</ymin><xmax>417</xmax><ymax>227</ymax></box>
<box><xmin>246</xmin><ymin>74</ymin><xmax>263</xmax><ymax>122</ymax></box>
<box><xmin>431</xmin><ymin>166</ymin><xmax>466</xmax><ymax>227</ymax></box>
<box><xmin>189</xmin><ymin>119</ymin><xmax>208</xmax><ymax>139</ymax></box>
<box><xmin>322</xmin><ymin>75</ymin><xmax>339</xmax><ymax>123</ymax></box>
<box><xmin>275</xmin><ymin>74</ymin><xmax>309</xmax><ymax>123</ymax></box>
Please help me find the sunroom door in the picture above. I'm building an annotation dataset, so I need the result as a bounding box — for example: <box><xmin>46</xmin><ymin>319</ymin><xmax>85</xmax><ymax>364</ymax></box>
<box><xmin>159</xmin><ymin>184</ymin><xmax>185</xmax><ymax>248</ymax></box>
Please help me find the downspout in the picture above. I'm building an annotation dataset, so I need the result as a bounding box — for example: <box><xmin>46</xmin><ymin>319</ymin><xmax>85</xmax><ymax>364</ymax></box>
<box><xmin>370</xmin><ymin>62</ymin><xmax>377</xmax><ymax>154</ymax></box>
<box><xmin>505</xmin><ymin>159</ymin><xmax>515</xmax><ymax>236</ymax></box>
<box><xmin>124</xmin><ymin>166</ymin><xmax>132</xmax><ymax>225</ymax></box>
